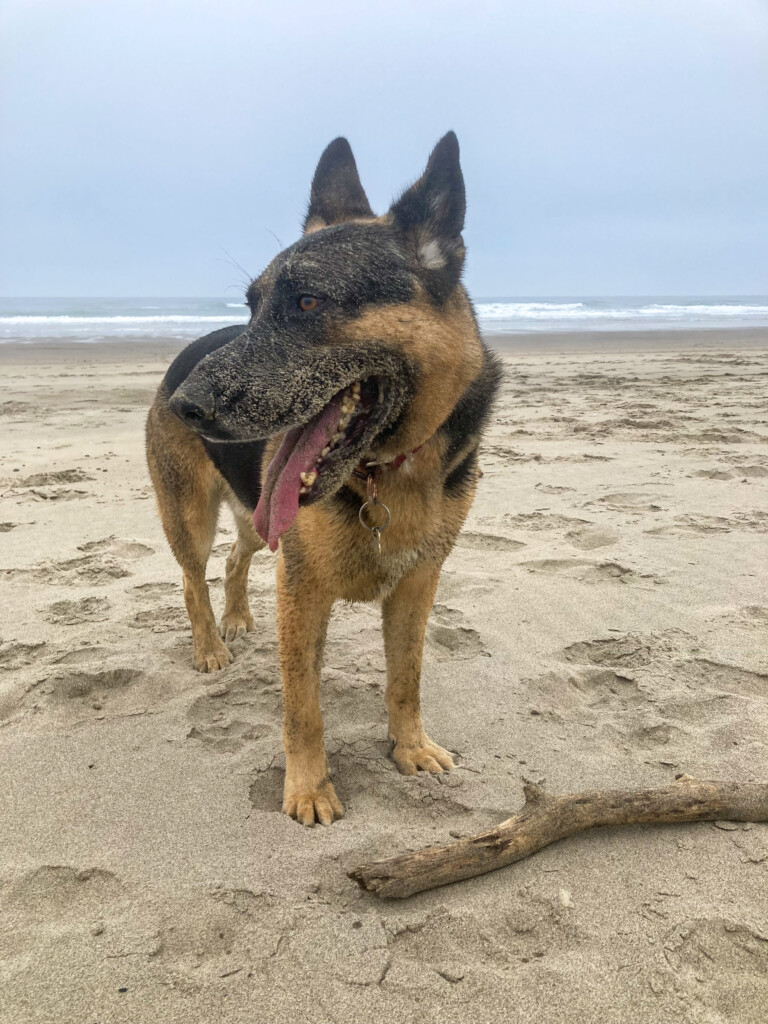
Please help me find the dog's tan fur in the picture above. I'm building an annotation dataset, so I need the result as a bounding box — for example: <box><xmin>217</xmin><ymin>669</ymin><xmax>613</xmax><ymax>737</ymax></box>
<box><xmin>146</xmin><ymin>399</ymin><xmax>265</xmax><ymax>672</ymax></box>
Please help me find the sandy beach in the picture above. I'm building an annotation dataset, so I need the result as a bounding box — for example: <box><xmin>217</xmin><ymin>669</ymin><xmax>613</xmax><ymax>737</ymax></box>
<box><xmin>1</xmin><ymin>329</ymin><xmax>767</xmax><ymax>1023</ymax></box>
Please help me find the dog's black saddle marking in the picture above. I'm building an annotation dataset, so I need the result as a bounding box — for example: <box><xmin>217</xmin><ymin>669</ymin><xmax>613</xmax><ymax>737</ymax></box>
<box><xmin>163</xmin><ymin>325</ymin><xmax>266</xmax><ymax>512</ymax></box>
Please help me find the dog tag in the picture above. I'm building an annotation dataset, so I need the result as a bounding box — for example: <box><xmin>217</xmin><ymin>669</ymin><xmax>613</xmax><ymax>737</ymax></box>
<box><xmin>358</xmin><ymin>498</ymin><xmax>390</xmax><ymax>556</ymax></box>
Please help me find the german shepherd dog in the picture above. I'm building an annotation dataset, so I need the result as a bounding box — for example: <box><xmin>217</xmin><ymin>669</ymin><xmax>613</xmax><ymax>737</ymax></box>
<box><xmin>146</xmin><ymin>133</ymin><xmax>501</xmax><ymax>825</ymax></box>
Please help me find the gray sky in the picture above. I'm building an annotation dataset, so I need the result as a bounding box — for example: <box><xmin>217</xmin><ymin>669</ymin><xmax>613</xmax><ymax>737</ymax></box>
<box><xmin>2</xmin><ymin>0</ymin><xmax>767</xmax><ymax>297</ymax></box>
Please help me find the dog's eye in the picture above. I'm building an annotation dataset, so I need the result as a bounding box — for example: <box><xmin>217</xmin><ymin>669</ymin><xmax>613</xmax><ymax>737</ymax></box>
<box><xmin>297</xmin><ymin>295</ymin><xmax>321</xmax><ymax>312</ymax></box>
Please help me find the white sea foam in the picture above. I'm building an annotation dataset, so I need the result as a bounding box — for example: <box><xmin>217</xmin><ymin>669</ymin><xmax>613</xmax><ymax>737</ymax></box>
<box><xmin>477</xmin><ymin>302</ymin><xmax>586</xmax><ymax>319</ymax></box>
<box><xmin>0</xmin><ymin>314</ymin><xmax>246</xmax><ymax>325</ymax></box>
<box><xmin>474</xmin><ymin>300</ymin><xmax>768</xmax><ymax>332</ymax></box>
<box><xmin>1</xmin><ymin>297</ymin><xmax>767</xmax><ymax>341</ymax></box>
<box><xmin>475</xmin><ymin>302</ymin><xmax>768</xmax><ymax>322</ymax></box>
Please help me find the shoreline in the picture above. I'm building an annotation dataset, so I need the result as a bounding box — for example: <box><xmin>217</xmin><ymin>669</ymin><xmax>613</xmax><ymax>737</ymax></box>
<box><xmin>0</xmin><ymin>326</ymin><xmax>766</xmax><ymax>366</ymax></box>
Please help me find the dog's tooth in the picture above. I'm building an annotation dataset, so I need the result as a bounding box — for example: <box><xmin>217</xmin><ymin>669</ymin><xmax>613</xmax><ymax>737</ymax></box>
<box><xmin>299</xmin><ymin>486</ymin><xmax>308</xmax><ymax>495</ymax></box>
<box><xmin>300</xmin><ymin>471</ymin><xmax>318</xmax><ymax>487</ymax></box>
<box><xmin>321</xmin><ymin>446</ymin><xmax>330</xmax><ymax>457</ymax></box>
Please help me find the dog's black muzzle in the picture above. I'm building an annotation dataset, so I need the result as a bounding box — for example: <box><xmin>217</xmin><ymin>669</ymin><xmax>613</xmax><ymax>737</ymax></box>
<box><xmin>169</xmin><ymin>378</ymin><xmax>219</xmax><ymax>433</ymax></box>
<box><xmin>168</xmin><ymin>327</ymin><xmax>415</xmax><ymax>446</ymax></box>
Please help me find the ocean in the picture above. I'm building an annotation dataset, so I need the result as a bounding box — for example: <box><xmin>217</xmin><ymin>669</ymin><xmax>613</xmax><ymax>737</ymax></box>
<box><xmin>2</xmin><ymin>296</ymin><xmax>768</xmax><ymax>343</ymax></box>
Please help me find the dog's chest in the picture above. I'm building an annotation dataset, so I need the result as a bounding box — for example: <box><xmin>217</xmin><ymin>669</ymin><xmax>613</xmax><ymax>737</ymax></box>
<box><xmin>337</xmin><ymin>542</ymin><xmax>424</xmax><ymax>602</ymax></box>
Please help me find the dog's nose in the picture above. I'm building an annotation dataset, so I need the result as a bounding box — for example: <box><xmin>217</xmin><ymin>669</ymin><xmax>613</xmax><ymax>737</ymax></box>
<box><xmin>169</xmin><ymin>381</ymin><xmax>217</xmax><ymax>430</ymax></box>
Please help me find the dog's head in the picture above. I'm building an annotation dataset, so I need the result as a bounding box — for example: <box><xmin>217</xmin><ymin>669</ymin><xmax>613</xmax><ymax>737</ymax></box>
<box><xmin>170</xmin><ymin>133</ymin><xmax>482</xmax><ymax>549</ymax></box>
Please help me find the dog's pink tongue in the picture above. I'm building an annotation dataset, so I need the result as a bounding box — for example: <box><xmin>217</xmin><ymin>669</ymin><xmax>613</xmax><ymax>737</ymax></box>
<box><xmin>253</xmin><ymin>400</ymin><xmax>341</xmax><ymax>551</ymax></box>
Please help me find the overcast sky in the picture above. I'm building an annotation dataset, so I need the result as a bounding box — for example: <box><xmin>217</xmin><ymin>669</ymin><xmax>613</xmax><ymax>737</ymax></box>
<box><xmin>2</xmin><ymin>0</ymin><xmax>767</xmax><ymax>297</ymax></box>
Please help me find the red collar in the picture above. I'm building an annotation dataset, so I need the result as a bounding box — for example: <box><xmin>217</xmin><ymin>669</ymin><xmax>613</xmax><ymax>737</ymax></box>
<box><xmin>352</xmin><ymin>444</ymin><xmax>423</xmax><ymax>482</ymax></box>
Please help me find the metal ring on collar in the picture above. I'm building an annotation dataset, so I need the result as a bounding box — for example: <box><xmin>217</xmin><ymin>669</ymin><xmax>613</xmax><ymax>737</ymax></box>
<box><xmin>358</xmin><ymin>499</ymin><xmax>391</xmax><ymax>533</ymax></box>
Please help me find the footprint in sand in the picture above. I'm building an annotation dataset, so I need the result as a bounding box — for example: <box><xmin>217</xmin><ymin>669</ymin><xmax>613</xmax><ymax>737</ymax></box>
<box><xmin>565</xmin><ymin>525</ymin><xmax>619</xmax><ymax>550</ymax></box>
<box><xmin>24</xmin><ymin>487</ymin><xmax>90</xmax><ymax>502</ymax></box>
<box><xmin>78</xmin><ymin>536</ymin><xmax>154</xmax><ymax>560</ymax></box>
<box><xmin>690</xmin><ymin>468</ymin><xmax>739</xmax><ymax>480</ymax></box>
<box><xmin>480</xmin><ymin>444</ymin><xmax>543</xmax><ymax>465</ymax></box>
<box><xmin>562</xmin><ymin>635</ymin><xmax>653</xmax><ymax>669</ymax></box>
<box><xmin>535</xmin><ymin>484</ymin><xmax>575</xmax><ymax>495</ymax></box>
<box><xmin>589</xmin><ymin>492</ymin><xmax>664</xmax><ymax>512</ymax></box>
<box><xmin>733</xmin><ymin>606</ymin><xmax>768</xmax><ymax>625</ymax></box>
<box><xmin>431</xmin><ymin>602</ymin><xmax>463</xmax><ymax>623</ymax></box>
<box><xmin>426</xmin><ymin>603</ymin><xmax>487</xmax><ymax>661</ymax></box>
<box><xmin>10</xmin><ymin>538</ymin><xmax>152</xmax><ymax>587</ymax></box>
<box><xmin>676</xmin><ymin>658</ymin><xmax>768</xmax><ymax>702</ymax></box>
<box><xmin>186</xmin><ymin>676</ymin><xmax>279</xmax><ymax>755</ymax></box>
<box><xmin>531</xmin><ymin>664</ymin><xmax>679</xmax><ymax>751</ymax></box>
<box><xmin>13</xmin><ymin>665</ymin><xmax>150</xmax><ymax>725</ymax></box>
<box><xmin>50</xmin><ymin>666</ymin><xmax>143</xmax><ymax>701</ymax></box>
<box><xmin>385</xmin><ymin>894</ymin><xmax>580</xmax><ymax>969</ymax></box>
<box><xmin>153</xmin><ymin>891</ymin><xmax>279</xmax><ymax>971</ymax></box>
<box><xmin>0</xmin><ymin>641</ymin><xmax>47</xmax><ymax>672</ymax></box>
<box><xmin>187</xmin><ymin>718</ymin><xmax>273</xmax><ymax>754</ymax></box>
<box><xmin>519</xmin><ymin>558</ymin><xmax>651</xmax><ymax>584</ymax></box>
<box><xmin>662</xmin><ymin>917</ymin><xmax>768</xmax><ymax>1016</ymax></box>
<box><xmin>0</xmin><ymin>865</ymin><xmax>124</xmax><ymax>921</ymax></box>
<box><xmin>457</xmin><ymin>532</ymin><xmax>525</xmax><ymax>552</ymax></box>
<box><xmin>46</xmin><ymin>596</ymin><xmax>111</xmax><ymax>625</ymax></box>
<box><xmin>563</xmin><ymin>666</ymin><xmax>645</xmax><ymax>711</ymax></box>
<box><xmin>131</xmin><ymin>606</ymin><xmax>189</xmax><ymax>633</ymax></box>
<box><xmin>132</xmin><ymin>581</ymin><xmax>180</xmax><ymax>597</ymax></box>
<box><xmin>502</xmin><ymin>512</ymin><xmax>588</xmax><ymax>532</ymax></box>
<box><xmin>4</xmin><ymin>469</ymin><xmax>95</xmax><ymax>503</ymax></box>
<box><xmin>645</xmin><ymin>514</ymin><xmax>731</xmax><ymax>536</ymax></box>
<box><xmin>0</xmin><ymin>401</ymin><xmax>33</xmax><ymax>417</ymax></box>
<box><xmin>15</xmin><ymin>469</ymin><xmax>94</xmax><ymax>487</ymax></box>
<box><xmin>730</xmin><ymin>510</ymin><xmax>768</xmax><ymax>533</ymax></box>
<box><xmin>21</xmin><ymin>555</ymin><xmax>132</xmax><ymax>586</ymax></box>
<box><xmin>624</xmin><ymin>722</ymin><xmax>679</xmax><ymax>749</ymax></box>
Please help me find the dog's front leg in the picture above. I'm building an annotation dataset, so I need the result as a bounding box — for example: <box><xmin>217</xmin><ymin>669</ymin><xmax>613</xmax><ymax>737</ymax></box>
<box><xmin>382</xmin><ymin>563</ymin><xmax>454</xmax><ymax>775</ymax></box>
<box><xmin>276</xmin><ymin>557</ymin><xmax>343</xmax><ymax>826</ymax></box>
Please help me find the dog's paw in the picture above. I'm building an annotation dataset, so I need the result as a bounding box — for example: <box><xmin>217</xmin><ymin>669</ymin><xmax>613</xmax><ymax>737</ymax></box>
<box><xmin>193</xmin><ymin>638</ymin><xmax>233</xmax><ymax>673</ymax></box>
<box><xmin>219</xmin><ymin>612</ymin><xmax>256</xmax><ymax>643</ymax></box>
<box><xmin>283</xmin><ymin>779</ymin><xmax>344</xmax><ymax>827</ymax></box>
<box><xmin>391</xmin><ymin>736</ymin><xmax>454</xmax><ymax>776</ymax></box>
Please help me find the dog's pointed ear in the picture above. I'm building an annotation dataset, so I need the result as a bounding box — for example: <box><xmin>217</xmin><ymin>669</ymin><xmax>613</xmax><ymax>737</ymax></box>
<box><xmin>303</xmin><ymin>138</ymin><xmax>374</xmax><ymax>234</ymax></box>
<box><xmin>389</xmin><ymin>132</ymin><xmax>466</xmax><ymax>299</ymax></box>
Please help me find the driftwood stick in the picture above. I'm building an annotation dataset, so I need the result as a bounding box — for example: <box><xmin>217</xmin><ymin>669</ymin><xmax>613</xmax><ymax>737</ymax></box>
<box><xmin>349</xmin><ymin>776</ymin><xmax>768</xmax><ymax>899</ymax></box>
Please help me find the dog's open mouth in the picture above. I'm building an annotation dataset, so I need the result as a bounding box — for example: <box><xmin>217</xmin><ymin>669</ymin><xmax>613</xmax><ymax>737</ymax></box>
<box><xmin>253</xmin><ymin>377</ymin><xmax>382</xmax><ymax>551</ymax></box>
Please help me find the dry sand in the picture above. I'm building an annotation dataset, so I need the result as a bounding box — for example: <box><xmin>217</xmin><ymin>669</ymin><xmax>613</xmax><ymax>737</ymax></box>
<box><xmin>1</xmin><ymin>330</ymin><xmax>767</xmax><ymax>1023</ymax></box>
